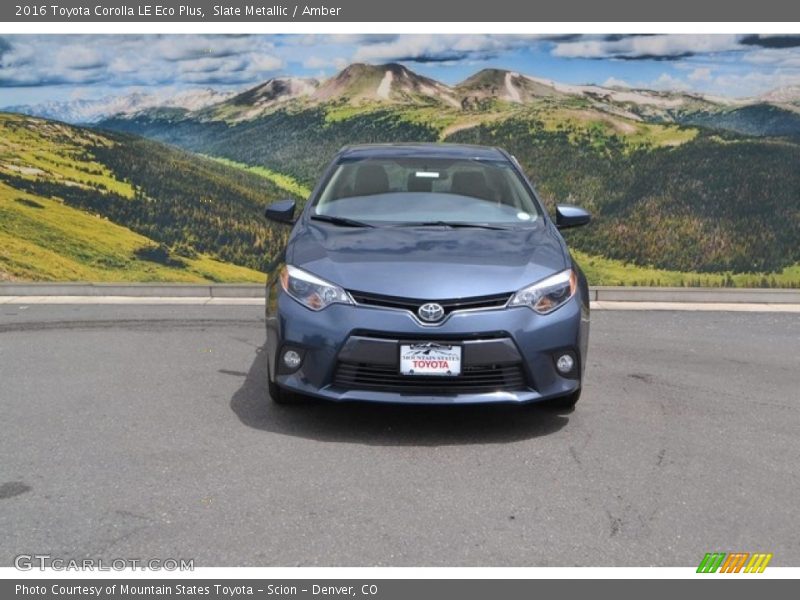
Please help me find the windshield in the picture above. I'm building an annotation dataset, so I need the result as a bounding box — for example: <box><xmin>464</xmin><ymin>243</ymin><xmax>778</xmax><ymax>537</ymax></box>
<box><xmin>312</xmin><ymin>156</ymin><xmax>541</xmax><ymax>226</ymax></box>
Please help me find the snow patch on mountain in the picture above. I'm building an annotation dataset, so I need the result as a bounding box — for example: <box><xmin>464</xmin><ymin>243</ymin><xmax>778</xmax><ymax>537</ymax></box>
<box><xmin>377</xmin><ymin>70</ymin><xmax>393</xmax><ymax>99</ymax></box>
<box><xmin>522</xmin><ymin>75</ymin><xmax>687</xmax><ymax>108</ymax></box>
<box><xmin>759</xmin><ymin>85</ymin><xmax>800</xmax><ymax>104</ymax></box>
<box><xmin>4</xmin><ymin>88</ymin><xmax>237</xmax><ymax>123</ymax></box>
<box><xmin>505</xmin><ymin>72</ymin><xmax>522</xmax><ymax>103</ymax></box>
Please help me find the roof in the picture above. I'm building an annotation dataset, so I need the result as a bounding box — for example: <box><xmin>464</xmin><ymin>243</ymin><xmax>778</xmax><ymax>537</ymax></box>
<box><xmin>339</xmin><ymin>143</ymin><xmax>506</xmax><ymax>161</ymax></box>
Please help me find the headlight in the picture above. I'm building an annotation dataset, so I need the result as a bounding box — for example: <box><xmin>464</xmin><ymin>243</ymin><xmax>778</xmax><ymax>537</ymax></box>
<box><xmin>279</xmin><ymin>265</ymin><xmax>352</xmax><ymax>311</ymax></box>
<box><xmin>509</xmin><ymin>269</ymin><xmax>577</xmax><ymax>314</ymax></box>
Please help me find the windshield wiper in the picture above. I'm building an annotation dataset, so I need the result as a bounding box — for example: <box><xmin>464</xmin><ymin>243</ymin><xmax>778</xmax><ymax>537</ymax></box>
<box><xmin>310</xmin><ymin>214</ymin><xmax>375</xmax><ymax>228</ymax></box>
<box><xmin>390</xmin><ymin>220</ymin><xmax>512</xmax><ymax>230</ymax></box>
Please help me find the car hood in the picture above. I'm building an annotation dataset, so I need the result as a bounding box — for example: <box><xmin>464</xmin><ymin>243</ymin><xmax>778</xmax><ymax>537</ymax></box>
<box><xmin>287</xmin><ymin>221</ymin><xmax>568</xmax><ymax>299</ymax></box>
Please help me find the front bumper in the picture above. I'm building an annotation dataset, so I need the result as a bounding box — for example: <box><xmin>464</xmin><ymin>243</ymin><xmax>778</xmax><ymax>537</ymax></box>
<box><xmin>266</xmin><ymin>289</ymin><xmax>589</xmax><ymax>405</ymax></box>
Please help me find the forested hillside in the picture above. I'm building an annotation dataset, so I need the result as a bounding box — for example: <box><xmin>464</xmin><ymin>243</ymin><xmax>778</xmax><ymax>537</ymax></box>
<box><xmin>678</xmin><ymin>104</ymin><xmax>800</xmax><ymax>138</ymax></box>
<box><xmin>102</xmin><ymin>104</ymin><xmax>800</xmax><ymax>278</ymax></box>
<box><xmin>7</xmin><ymin>61</ymin><xmax>800</xmax><ymax>286</ymax></box>
<box><xmin>448</xmin><ymin>118</ymin><xmax>800</xmax><ymax>272</ymax></box>
<box><xmin>102</xmin><ymin>107</ymin><xmax>440</xmax><ymax>188</ymax></box>
<box><xmin>0</xmin><ymin>113</ymin><xmax>294</xmax><ymax>281</ymax></box>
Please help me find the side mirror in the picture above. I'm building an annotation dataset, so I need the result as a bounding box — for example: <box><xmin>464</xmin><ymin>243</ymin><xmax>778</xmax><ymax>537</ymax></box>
<box><xmin>555</xmin><ymin>204</ymin><xmax>591</xmax><ymax>229</ymax></box>
<box><xmin>264</xmin><ymin>199</ymin><xmax>296</xmax><ymax>224</ymax></box>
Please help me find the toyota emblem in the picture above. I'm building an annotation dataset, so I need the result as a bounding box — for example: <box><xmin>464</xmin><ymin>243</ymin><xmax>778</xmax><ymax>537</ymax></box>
<box><xmin>417</xmin><ymin>302</ymin><xmax>445</xmax><ymax>323</ymax></box>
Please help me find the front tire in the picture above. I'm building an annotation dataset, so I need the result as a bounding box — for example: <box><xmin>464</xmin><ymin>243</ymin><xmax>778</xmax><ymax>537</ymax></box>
<box><xmin>269</xmin><ymin>378</ymin><xmax>298</xmax><ymax>404</ymax></box>
<box><xmin>542</xmin><ymin>388</ymin><xmax>581</xmax><ymax>411</ymax></box>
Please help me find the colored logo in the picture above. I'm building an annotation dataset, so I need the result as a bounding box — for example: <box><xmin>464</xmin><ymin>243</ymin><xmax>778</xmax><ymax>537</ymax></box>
<box><xmin>697</xmin><ymin>552</ymin><xmax>772</xmax><ymax>573</ymax></box>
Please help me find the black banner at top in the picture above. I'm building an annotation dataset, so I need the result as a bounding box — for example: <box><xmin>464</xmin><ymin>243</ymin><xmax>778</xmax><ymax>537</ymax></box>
<box><xmin>2</xmin><ymin>0</ymin><xmax>800</xmax><ymax>22</ymax></box>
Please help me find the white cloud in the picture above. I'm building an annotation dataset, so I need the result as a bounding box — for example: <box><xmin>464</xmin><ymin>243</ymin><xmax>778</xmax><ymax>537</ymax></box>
<box><xmin>56</xmin><ymin>47</ymin><xmax>106</xmax><ymax>70</ymax></box>
<box><xmin>650</xmin><ymin>73</ymin><xmax>691</xmax><ymax>91</ymax></box>
<box><xmin>552</xmin><ymin>34</ymin><xmax>742</xmax><ymax>60</ymax></box>
<box><xmin>711</xmin><ymin>70</ymin><xmax>800</xmax><ymax>97</ymax></box>
<box><xmin>302</xmin><ymin>55</ymin><xmax>347</xmax><ymax>70</ymax></box>
<box><xmin>602</xmin><ymin>77</ymin><xmax>632</xmax><ymax>88</ymax></box>
<box><xmin>178</xmin><ymin>57</ymin><xmax>242</xmax><ymax>74</ymax></box>
<box><xmin>0</xmin><ymin>35</ymin><xmax>284</xmax><ymax>88</ymax></box>
<box><xmin>688</xmin><ymin>68</ymin><xmax>712</xmax><ymax>82</ymax></box>
<box><xmin>302</xmin><ymin>56</ymin><xmax>328</xmax><ymax>69</ymax></box>
<box><xmin>742</xmin><ymin>48</ymin><xmax>800</xmax><ymax>68</ymax></box>
<box><xmin>326</xmin><ymin>34</ymin><xmax>399</xmax><ymax>46</ymax></box>
<box><xmin>248</xmin><ymin>54</ymin><xmax>284</xmax><ymax>72</ymax></box>
<box><xmin>4</xmin><ymin>33</ymin><xmax>800</xmax><ymax>103</ymax></box>
<box><xmin>154</xmin><ymin>36</ymin><xmax>257</xmax><ymax>62</ymax></box>
<box><xmin>352</xmin><ymin>34</ymin><xmax>529</xmax><ymax>64</ymax></box>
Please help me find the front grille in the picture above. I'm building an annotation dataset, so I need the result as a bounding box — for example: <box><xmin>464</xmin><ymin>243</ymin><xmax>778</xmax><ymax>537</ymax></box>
<box><xmin>349</xmin><ymin>290</ymin><xmax>511</xmax><ymax>317</ymax></box>
<box><xmin>333</xmin><ymin>361</ymin><xmax>527</xmax><ymax>394</ymax></box>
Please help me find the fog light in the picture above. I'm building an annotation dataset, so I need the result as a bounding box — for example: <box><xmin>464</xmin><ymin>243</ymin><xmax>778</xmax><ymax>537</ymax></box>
<box><xmin>556</xmin><ymin>354</ymin><xmax>575</xmax><ymax>374</ymax></box>
<box><xmin>282</xmin><ymin>349</ymin><xmax>303</xmax><ymax>370</ymax></box>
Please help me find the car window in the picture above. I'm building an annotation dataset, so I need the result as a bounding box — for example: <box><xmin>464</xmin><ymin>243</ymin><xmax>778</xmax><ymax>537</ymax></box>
<box><xmin>314</xmin><ymin>156</ymin><xmax>541</xmax><ymax>225</ymax></box>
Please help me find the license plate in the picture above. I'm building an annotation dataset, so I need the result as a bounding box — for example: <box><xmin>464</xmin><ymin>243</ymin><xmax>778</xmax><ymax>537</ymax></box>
<box><xmin>400</xmin><ymin>343</ymin><xmax>461</xmax><ymax>376</ymax></box>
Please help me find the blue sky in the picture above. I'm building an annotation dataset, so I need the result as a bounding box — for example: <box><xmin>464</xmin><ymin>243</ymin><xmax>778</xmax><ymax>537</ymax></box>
<box><xmin>2</xmin><ymin>34</ymin><xmax>800</xmax><ymax>106</ymax></box>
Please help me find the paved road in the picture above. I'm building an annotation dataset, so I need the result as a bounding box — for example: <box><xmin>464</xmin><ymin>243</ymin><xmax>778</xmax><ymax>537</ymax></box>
<box><xmin>0</xmin><ymin>304</ymin><xmax>798</xmax><ymax>567</ymax></box>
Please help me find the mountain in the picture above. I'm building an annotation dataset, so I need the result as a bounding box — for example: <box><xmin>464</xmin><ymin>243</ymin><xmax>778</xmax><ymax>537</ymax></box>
<box><xmin>193</xmin><ymin>63</ymin><xmax>461</xmax><ymax>122</ymax></box>
<box><xmin>678</xmin><ymin>103</ymin><xmax>800</xmax><ymax>138</ymax></box>
<box><xmin>456</xmin><ymin>69</ymin><xmax>564</xmax><ymax>104</ymax></box>
<box><xmin>231</xmin><ymin>77</ymin><xmax>318</xmax><ymax>105</ymax></box>
<box><xmin>135</xmin><ymin>64</ymin><xmax>794</xmax><ymax>138</ymax></box>
<box><xmin>14</xmin><ymin>62</ymin><xmax>800</xmax><ymax>139</ymax></box>
<box><xmin>148</xmin><ymin>62</ymin><xmax>463</xmax><ymax>123</ymax></box>
<box><xmin>452</xmin><ymin>69</ymin><xmax>724</xmax><ymax>119</ymax></box>
<box><xmin>201</xmin><ymin>77</ymin><xmax>319</xmax><ymax>121</ymax></box>
<box><xmin>312</xmin><ymin>63</ymin><xmax>459</xmax><ymax>106</ymax></box>
<box><xmin>96</xmin><ymin>63</ymin><xmax>800</xmax><ymax>280</ymax></box>
<box><xmin>0</xmin><ymin>112</ymin><xmax>300</xmax><ymax>281</ymax></box>
<box><xmin>448</xmin><ymin>117</ymin><xmax>800</xmax><ymax>274</ymax></box>
<box><xmin>758</xmin><ymin>85</ymin><xmax>800</xmax><ymax>106</ymax></box>
<box><xmin>3</xmin><ymin>88</ymin><xmax>236</xmax><ymax>124</ymax></box>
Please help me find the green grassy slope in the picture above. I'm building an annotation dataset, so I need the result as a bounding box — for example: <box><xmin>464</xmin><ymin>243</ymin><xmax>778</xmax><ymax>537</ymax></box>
<box><xmin>104</xmin><ymin>99</ymin><xmax>696</xmax><ymax>187</ymax></box>
<box><xmin>571</xmin><ymin>250</ymin><xmax>800</xmax><ymax>288</ymax></box>
<box><xmin>0</xmin><ymin>112</ymin><xmax>294</xmax><ymax>281</ymax></box>
<box><xmin>0</xmin><ymin>182</ymin><xmax>262</xmax><ymax>282</ymax></box>
<box><xmin>102</xmin><ymin>107</ymin><xmax>440</xmax><ymax>187</ymax></box>
<box><xmin>678</xmin><ymin>104</ymin><xmax>800</xmax><ymax>138</ymax></box>
<box><xmin>101</xmin><ymin>102</ymin><xmax>800</xmax><ymax>285</ymax></box>
<box><xmin>204</xmin><ymin>155</ymin><xmax>312</xmax><ymax>199</ymax></box>
<box><xmin>448</xmin><ymin>118</ymin><xmax>800</xmax><ymax>274</ymax></box>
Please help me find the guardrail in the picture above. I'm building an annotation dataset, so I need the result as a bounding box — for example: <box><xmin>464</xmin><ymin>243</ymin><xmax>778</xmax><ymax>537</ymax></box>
<box><xmin>1</xmin><ymin>283</ymin><xmax>799</xmax><ymax>303</ymax></box>
<box><xmin>590</xmin><ymin>286</ymin><xmax>800</xmax><ymax>304</ymax></box>
<box><xmin>0</xmin><ymin>283</ymin><xmax>265</xmax><ymax>297</ymax></box>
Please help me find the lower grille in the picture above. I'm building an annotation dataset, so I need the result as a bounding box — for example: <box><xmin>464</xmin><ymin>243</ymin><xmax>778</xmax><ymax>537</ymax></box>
<box><xmin>333</xmin><ymin>361</ymin><xmax>527</xmax><ymax>394</ymax></box>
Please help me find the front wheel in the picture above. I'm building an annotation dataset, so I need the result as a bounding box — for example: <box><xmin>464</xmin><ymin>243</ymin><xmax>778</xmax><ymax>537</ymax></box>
<box><xmin>542</xmin><ymin>388</ymin><xmax>581</xmax><ymax>411</ymax></box>
<box><xmin>269</xmin><ymin>379</ymin><xmax>299</xmax><ymax>404</ymax></box>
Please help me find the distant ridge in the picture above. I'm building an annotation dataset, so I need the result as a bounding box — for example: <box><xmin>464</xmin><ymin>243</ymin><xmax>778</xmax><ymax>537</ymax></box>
<box><xmin>9</xmin><ymin>62</ymin><xmax>800</xmax><ymax>139</ymax></box>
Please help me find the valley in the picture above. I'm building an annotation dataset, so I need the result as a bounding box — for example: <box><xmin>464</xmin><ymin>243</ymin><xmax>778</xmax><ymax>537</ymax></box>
<box><xmin>4</xmin><ymin>62</ymin><xmax>799</xmax><ymax>286</ymax></box>
<box><xmin>0</xmin><ymin>112</ymin><xmax>291</xmax><ymax>282</ymax></box>
<box><xmin>98</xmin><ymin>64</ymin><xmax>800</xmax><ymax>285</ymax></box>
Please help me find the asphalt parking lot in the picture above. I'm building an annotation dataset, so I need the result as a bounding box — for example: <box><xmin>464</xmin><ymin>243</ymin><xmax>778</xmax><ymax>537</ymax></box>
<box><xmin>0</xmin><ymin>304</ymin><xmax>798</xmax><ymax>566</ymax></box>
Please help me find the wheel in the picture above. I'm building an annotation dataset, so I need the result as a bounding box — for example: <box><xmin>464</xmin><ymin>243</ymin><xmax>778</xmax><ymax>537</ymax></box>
<box><xmin>542</xmin><ymin>388</ymin><xmax>581</xmax><ymax>411</ymax></box>
<box><xmin>269</xmin><ymin>378</ymin><xmax>298</xmax><ymax>404</ymax></box>
<box><xmin>267</xmin><ymin>356</ymin><xmax>299</xmax><ymax>404</ymax></box>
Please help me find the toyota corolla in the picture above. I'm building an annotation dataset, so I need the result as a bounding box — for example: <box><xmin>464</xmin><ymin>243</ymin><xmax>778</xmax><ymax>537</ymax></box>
<box><xmin>264</xmin><ymin>143</ymin><xmax>591</xmax><ymax>409</ymax></box>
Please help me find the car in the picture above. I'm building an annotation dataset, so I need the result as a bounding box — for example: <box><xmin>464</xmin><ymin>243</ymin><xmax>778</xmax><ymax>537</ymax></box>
<box><xmin>263</xmin><ymin>143</ymin><xmax>591</xmax><ymax>409</ymax></box>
